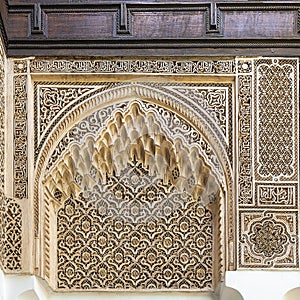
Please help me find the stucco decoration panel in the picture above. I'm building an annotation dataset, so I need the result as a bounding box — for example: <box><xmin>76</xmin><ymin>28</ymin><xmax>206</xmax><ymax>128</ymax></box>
<box><xmin>0</xmin><ymin>44</ymin><xmax>24</xmax><ymax>272</ymax></box>
<box><xmin>255</xmin><ymin>59</ymin><xmax>298</xmax><ymax>181</ymax></box>
<box><xmin>239</xmin><ymin>211</ymin><xmax>298</xmax><ymax>268</ymax></box>
<box><xmin>0</xmin><ymin>197</ymin><xmax>22</xmax><ymax>271</ymax></box>
<box><xmin>237</xmin><ymin>58</ymin><xmax>299</xmax><ymax>269</ymax></box>
<box><xmin>4</xmin><ymin>55</ymin><xmax>299</xmax><ymax>292</ymax></box>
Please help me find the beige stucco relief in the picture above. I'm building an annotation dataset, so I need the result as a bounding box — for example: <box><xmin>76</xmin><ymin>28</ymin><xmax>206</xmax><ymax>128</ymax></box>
<box><xmin>0</xmin><ymin>54</ymin><xmax>298</xmax><ymax>294</ymax></box>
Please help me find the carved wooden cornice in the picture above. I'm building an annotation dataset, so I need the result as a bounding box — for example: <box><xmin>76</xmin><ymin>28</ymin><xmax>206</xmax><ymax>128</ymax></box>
<box><xmin>0</xmin><ymin>1</ymin><xmax>299</xmax><ymax>56</ymax></box>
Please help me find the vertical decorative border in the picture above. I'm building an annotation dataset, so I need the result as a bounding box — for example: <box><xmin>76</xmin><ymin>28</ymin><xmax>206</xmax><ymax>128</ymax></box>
<box><xmin>0</xmin><ymin>197</ymin><xmax>22</xmax><ymax>271</ymax></box>
<box><xmin>2</xmin><ymin>59</ymin><xmax>30</xmax><ymax>272</ymax></box>
<box><xmin>13</xmin><ymin>61</ymin><xmax>28</xmax><ymax>200</ymax></box>
<box><xmin>0</xmin><ymin>31</ymin><xmax>5</xmax><ymax>270</ymax></box>
<box><xmin>0</xmin><ymin>40</ymin><xmax>24</xmax><ymax>272</ymax></box>
<box><xmin>238</xmin><ymin>58</ymin><xmax>299</xmax><ymax>269</ymax></box>
<box><xmin>237</xmin><ymin>61</ymin><xmax>253</xmax><ymax>206</ymax></box>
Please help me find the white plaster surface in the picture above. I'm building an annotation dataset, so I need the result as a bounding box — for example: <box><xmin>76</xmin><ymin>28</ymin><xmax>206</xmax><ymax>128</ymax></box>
<box><xmin>2</xmin><ymin>271</ymin><xmax>300</xmax><ymax>300</ymax></box>
<box><xmin>225</xmin><ymin>271</ymin><xmax>300</xmax><ymax>300</ymax></box>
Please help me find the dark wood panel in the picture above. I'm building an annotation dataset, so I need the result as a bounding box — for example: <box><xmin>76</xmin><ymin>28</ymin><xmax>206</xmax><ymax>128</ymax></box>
<box><xmin>7</xmin><ymin>13</ymin><xmax>29</xmax><ymax>38</ymax></box>
<box><xmin>47</xmin><ymin>12</ymin><xmax>114</xmax><ymax>39</ymax></box>
<box><xmin>0</xmin><ymin>1</ymin><xmax>8</xmax><ymax>26</ymax></box>
<box><xmin>7</xmin><ymin>0</ymin><xmax>300</xmax><ymax>4</ymax></box>
<box><xmin>7</xmin><ymin>38</ymin><xmax>300</xmax><ymax>57</ymax></box>
<box><xmin>224</xmin><ymin>10</ymin><xmax>297</xmax><ymax>38</ymax></box>
<box><xmin>3</xmin><ymin>1</ymin><xmax>300</xmax><ymax>57</ymax></box>
<box><xmin>7</xmin><ymin>44</ymin><xmax>300</xmax><ymax>57</ymax></box>
<box><xmin>132</xmin><ymin>11</ymin><xmax>205</xmax><ymax>38</ymax></box>
<box><xmin>0</xmin><ymin>0</ymin><xmax>8</xmax><ymax>45</ymax></box>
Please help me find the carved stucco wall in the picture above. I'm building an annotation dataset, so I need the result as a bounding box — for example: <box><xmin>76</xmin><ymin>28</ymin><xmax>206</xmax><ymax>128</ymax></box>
<box><xmin>1</xmin><ymin>56</ymin><xmax>299</xmax><ymax>294</ymax></box>
<box><xmin>37</xmin><ymin>80</ymin><xmax>230</xmax><ymax>291</ymax></box>
<box><xmin>238</xmin><ymin>59</ymin><xmax>299</xmax><ymax>268</ymax></box>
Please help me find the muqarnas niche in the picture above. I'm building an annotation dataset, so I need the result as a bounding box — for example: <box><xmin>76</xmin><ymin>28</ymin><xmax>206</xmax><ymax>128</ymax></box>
<box><xmin>44</xmin><ymin>101</ymin><xmax>223</xmax><ymax>291</ymax></box>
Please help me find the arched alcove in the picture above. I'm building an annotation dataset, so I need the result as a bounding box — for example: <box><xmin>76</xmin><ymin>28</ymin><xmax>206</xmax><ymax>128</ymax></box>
<box><xmin>36</xmin><ymin>84</ymin><xmax>232</xmax><ymax>294</ymax></box>
<box><xmin>283</xmin><ymin>287</ymin><xmax>300</xmax><ymax>300</ymax></box>
<box><xmin>17</xmin><ymin>290</ymin><xmax>40</xmax><ymax>300</ymax></box>
<box><xmin>220</xmin><ymin>286</ymin><xmax>244</xmax><ymax>300</ymax></box>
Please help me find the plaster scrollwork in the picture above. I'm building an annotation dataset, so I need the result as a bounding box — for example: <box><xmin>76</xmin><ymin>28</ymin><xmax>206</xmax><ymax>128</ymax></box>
<box><xmin>37</xmin><ymin>86</ymin><xmax>98</xmax><ymax>140</ymax></box>
<box><xmin>44</xmin><ymin>101</ymin><xmax>222</xmax><ymax>290</ymax></box>
<box><xmin>165</xmin><ymin>86</ymin><xmax>229</xmax><ymax>141</ymax></box>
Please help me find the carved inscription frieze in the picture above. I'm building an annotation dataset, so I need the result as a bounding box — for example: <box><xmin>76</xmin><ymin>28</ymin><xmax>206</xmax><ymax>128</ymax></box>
<box><xmin>0</xmin><ymin>48</ymin><xmax>4</xmax><ymax>196</ymax></box>
<box><xmin>256</xmin><ymin>183</ymin><xmax>296</xmax><ymax>207</ymax></box>
<box><xmin>30</xmin><ymin>59</ymin><xmax>236</xmax><ymax>75</ymax></box>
